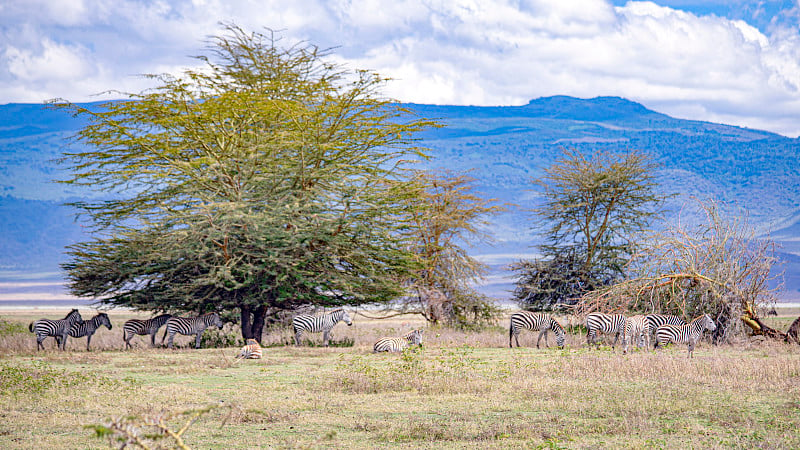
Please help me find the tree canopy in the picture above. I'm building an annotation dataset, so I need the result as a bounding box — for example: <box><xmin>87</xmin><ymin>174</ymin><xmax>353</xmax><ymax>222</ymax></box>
<box><xmin>55</xmin><ymin>25</ymin><xmax>435</xmax><ymax>340</ymax></box>
<box><xmin>512</xmin><ymin>148</ymin><xmax>664</xmax><ymax>310</ymax></box>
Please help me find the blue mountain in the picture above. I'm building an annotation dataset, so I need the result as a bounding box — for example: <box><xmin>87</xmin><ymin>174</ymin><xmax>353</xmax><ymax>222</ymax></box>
<box><xmin>1</xmin><ymin>96</ymin><xmax>799</xmax><ymax>299</ymax></box>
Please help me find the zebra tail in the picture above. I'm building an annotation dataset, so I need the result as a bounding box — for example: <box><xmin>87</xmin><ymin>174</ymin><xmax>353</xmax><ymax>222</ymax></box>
<box><xmin>509</xmin><ymin>322</ymin><xmax>514</xmax><ymax>348</ymax></box>
<box><xmin>28</xmin><ymin>322</ymin><xmax>34</xmax><ymax>333</ymax></box>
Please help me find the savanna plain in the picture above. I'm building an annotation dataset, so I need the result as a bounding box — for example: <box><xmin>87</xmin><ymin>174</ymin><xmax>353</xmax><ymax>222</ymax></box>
<box><xmin>1</xmin><ymin>309</ymin><xmax>799</xmax><ymax>449</ymax></box>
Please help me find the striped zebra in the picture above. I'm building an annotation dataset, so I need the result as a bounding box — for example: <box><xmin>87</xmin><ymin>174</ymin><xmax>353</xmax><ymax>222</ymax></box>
<box><xmin>373</xmin><ymin>329</ymin><xmax>424</xmax><ymax>353</ymax></box>
<box><xmin>645</xmin><ymin>314</ymin><xmax>686</xmax><ymax>344</ymax></box>
<box><xmin>586</xmin><ymin>312</ymin><xmax>626</xmax><ymax>349</ymax></box>
<box><xmin>65</xmin><ymin>312</ymin><xmax>112</xmax><ymax>351</ymax></box>
<box><xmin>122</xmin><ymin>314</ymin><xmax>173</xmax><ymax>349</ymax></box>
<box><xmin>621</xmin><ymin>315</ymin><xmax>648</xmax><ymax>354</ymax></box>
<box><xmin>292</xmin><ymin>308</ymin><xmax>352</xmax><ymax>347</ymax></box>
<box><xmin>28</xmin><ymin>309</ymin><xmax>82</xmax><ymax>351</ymax></box>
<box><xmin>654</xmin><ymin>314</ymin><xmax>717</xmax><ymax>358</ymax></box>
<box><xmin>509</xmin><ymin>312</ymin><xmax>566</xmax><ymax>348</ymax></box>
<box><xmin>162</xmin><ymin>313</ymin><xmax>224</xmax><ymax>349</ymax></box>
<box><xmin>236</xmin><ymin>339</ymin><xmax>263</xmax><ymax>360</ymax></box>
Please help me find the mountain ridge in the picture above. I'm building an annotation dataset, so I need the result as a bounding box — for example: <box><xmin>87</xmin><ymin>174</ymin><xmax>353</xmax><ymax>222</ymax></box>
<box><xmin>1</xmin><ymin>95</ymin><xmax>798</xmax><ymax>298</ymax></box>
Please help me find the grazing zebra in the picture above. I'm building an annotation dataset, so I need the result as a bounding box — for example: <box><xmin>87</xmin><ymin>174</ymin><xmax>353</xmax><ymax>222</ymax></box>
<box><xmin>586</xmin><ymin>312</ymin><xmax>626</xmax><ymax>349</ymax></box>
<box><xmin>373</xmin><ymin>329</ymin><xmax>424</xmax><ymax>353</ymax></box>
<box><xmin>65</xmin><ymin>312</ymin><xmax>113</xmax><ymax>351</ymax></box>
<box><xmin>621</xmin><ymin>315</ymin><xmax>648</xmax><ymax>354</ymax></box>
<box><xmin>236</xmin><ymin>339</ymin><xmax>263</xmax><ymax>360</ymax></box>
<box><xmin>122</xmin><ymin>314</ymin><xmax>173</xmax><ymax>349</ymax></box>
<box><xmin>28</xmin><ymin>309</ymin><xmax>83</xmax><ymax>351</ymax></box>
<box><xmin>645</xmin><ymin>314</ymin><xmax>686</xmax><ymax>343</ymax></box>
<box><xmin>509</xmin><ymin>312</ymin><xmax>566</xmax><ymax>348</ymax></box>
<box><xmin>162</xmin><ymin>313</ymin><xmax>224</xmax><ymax>349</ymax></box>
<box><xmin>654</xmin><ymin>314</ymin><xmax>717</xmax><ymax>358</ymax></box>
<box><xmin>292</xmin><ymin>308</ymin><xmax>352</xmax><ymax>347</ymax></box>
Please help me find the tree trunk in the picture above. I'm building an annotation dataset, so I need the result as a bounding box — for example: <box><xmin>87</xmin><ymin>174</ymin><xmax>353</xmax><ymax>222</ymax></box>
<box><xmin>785</xmin><ymin>316</ymin><xmax>800</xmax><ymax>344</ymax></box>
<box><xmin>240</xmin><ymin>305</ymin><xmax>254</xmax><ymax>340</ymax></box>
<box><xmin>741</xmin><ymin>303</ymin><xmax>789</xmax><ymax>341</ymax></box>
<box><xmin>239</xmin><ymin>304</ymin><xmax>268</xmax><ymax>343</ymax></box>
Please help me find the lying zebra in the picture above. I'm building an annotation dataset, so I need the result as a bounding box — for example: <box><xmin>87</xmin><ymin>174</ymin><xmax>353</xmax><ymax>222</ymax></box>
<box><xmin>236</xmin><ymin>339</ymin><xmax>263</xmax><ymax>360</ymax></box>
<box><xmin>29</xmin><ymin>309</ymin><xmax>82</xmax><ymax>351</ymax></box>
<box><xmin>373</xmin><ymin>329</ymin><xmax>424</xmax><ymax>353</ymax></box>
<box><xmin>654</xmin><ymin>314</ymin><xmax>717</xmax><ymax>358</ymax></box>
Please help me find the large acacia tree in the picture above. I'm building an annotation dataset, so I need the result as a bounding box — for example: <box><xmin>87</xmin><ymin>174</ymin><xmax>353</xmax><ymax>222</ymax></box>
<box><xmin>512</xmin><ymin>148</ymin><xmax>664</xmax><ymax>310</ymax></box>
<box><xmin>55</xmin><ymin>25</ymin><xmax>434</xmax><ymax>341</ymax></box>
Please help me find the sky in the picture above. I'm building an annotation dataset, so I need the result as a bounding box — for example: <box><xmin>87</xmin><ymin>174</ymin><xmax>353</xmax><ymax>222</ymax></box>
<box><xmin>2</xmin><ymin>0</ymin><xmax>800</xmax><ymax>136</ymax></box>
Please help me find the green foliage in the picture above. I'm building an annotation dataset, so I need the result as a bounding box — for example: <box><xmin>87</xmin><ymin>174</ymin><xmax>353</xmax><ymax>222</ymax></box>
<box><xmin>0</xmin><ymin>361</ymin><xmax>139</xmax><ymax>398</ymax></box>
<box><xmin>53</xmin><ymin>25</ymin><xmax>436</xmax><ymax>338</ymax></box>
<box><xmin>513</xmin><ymin>148</ymin><xmax>664</xmax><ymax>309</ymax></box>
<box><xmin>445</xmin><ymin>290</ymin><xmax>502</xmax><ymax>330</ymax></box>
<box><xmin>0</xmin><ymin>319</ymin><xmax>27</xmax><ymax>336</ymax></box>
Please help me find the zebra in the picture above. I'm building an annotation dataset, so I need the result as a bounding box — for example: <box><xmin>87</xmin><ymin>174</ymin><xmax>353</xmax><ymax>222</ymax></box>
<box><xmin>162</xmin><ymin>313</ymin><xmax>224</xmax><ymax>349</ymax></box>
<box><xmin>122</xmin><ymin>314</ymin><xmax>173</xmax><ymax>349</ymax></box>
<box><xmin>509</xmin><ymin>312</ymin><xmax>566</xmax><ymax>348</ymax></box>
<box><xmin>621</xmin><ymin>315</ymin><xmax>648</xmax><ymax>354</ymax></box>
<box><xmin>64</xmin><ymin>312</ymin><xmax>113</xmax><ymax>351</ymax></box>
<box><xmin>236</xmin><ymin>339</ymin><xmax>263</xmax><ymax>360</ymax></box>
<box><xmin>28</xmin><ymin>309</ymin><xmax>82</xmax><ymax>351</ymax></box>
<box><xmin>373</xmin><ymin>329</ymin><xmax>424</xmax><ymax>353</ymax></box>
<box><xmin>645</xmin><ymin>314</ymin><xmax>686</xmax><ymax>344</ymax></box>
<box><xmin>292</xmin><ymin>308</ymin><xmax>352</xmax><ymax>347</ymax></box>
<box><xmin>654</xmin><ymin>313</ymin><xmax>717</xmax><ymax>358</ymax></box>
<box><xmin>586</xmin><ymin>312</ymin><xmax>626</xmax><ymax>349</ymax></box>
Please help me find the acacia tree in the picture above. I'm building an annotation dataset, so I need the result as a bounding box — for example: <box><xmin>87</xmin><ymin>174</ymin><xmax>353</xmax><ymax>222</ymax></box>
<box><xmin>577</xmin><ymin>200</ymin><xmax>782</xmax><ymax>343</ymax></box>
<box><xmin>384</xmin><ymin>170</ymin><xmax>504</xmax><ymax>328</ymax></box>
<box><xmin>512</xmin><ymin>148</ymin><xmax>664</xmax><ymax>310</ymax></box>
<box><xmin>55</xmin><ymin>25</ymin><xmax>434</xmax><ymax>341</ymax></box>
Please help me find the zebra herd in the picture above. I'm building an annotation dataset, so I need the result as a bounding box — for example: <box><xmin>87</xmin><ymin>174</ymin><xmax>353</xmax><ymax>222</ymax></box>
<box><xmin>28</xmin><ymin>310</ymin><xmax>224</xmax><ymax>351</ymax></box>
<box><xmin>510</xmin><ymin>311</ymin><xmax>718</xmax><ymax>358</ymax></box>
<box><xmin>26</xmin><ymin>307</ymin><xmax>716</xmax><ymax>358</ymax></box>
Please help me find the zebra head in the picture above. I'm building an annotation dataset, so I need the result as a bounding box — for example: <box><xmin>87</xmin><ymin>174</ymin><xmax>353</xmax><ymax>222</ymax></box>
<box><xmin>66</xmin><ymin>309</ymin><xmax>82</xmax><ymax>324</ymax></box>
<box><xmin>340</xmin><ymin>310</ymin><xmax>353</xmax><ymax>326</ymax></box>
<box><xmin>700</xmin><ymin>314</ymin><xmax>717</xmax><ymax>332</ymax></box>
<box><xmin>210</xmin><ymin>313</ymin><xmax>224</xmax><ymax>329</ymax></box>
<box><xmin>554</xmin><ymin>324</ymin><xmax>566</xmax><ymax>348</ymax></box>
<box><xmin>406</xmin><ymin>329</ymin><xmax>424</xmax><ymax>346</ymax></box>
<box><xmin>98</xmin><ymin>313</ymin><xmax>112</xmax><ymax>330</ymax></box>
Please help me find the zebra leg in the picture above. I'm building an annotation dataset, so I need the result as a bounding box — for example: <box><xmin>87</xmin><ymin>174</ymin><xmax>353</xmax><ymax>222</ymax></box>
<box><xmin>86</xmin><ymin>334</ymin><xmax>92</xmax><ymax>351</ymax></box>
<box><xmin>536</xmin><ymin>329</ymin><xmax>546</xmax><ymax>348</ymax></box>
<box><xmin>509</xmin><ymin>325</ymin><xmax>515</xmax><ymax>348</ymax></box>
<box><xmin>167</xmin><ymin>331</ymin><xmax>176</xmax><ymax>349</ymax></box>
<box><xmin>294</xmin><ymin>330</ymin><xmax>303</xmax><ymax>347</ymax></box>
<box><xmin>36</xmin><ymin>335</ymin><xmax>45</xmax><ymax>351</ymax></box>
<box><xmin>688</xmin><ymin>339</ymin><xmax>696</xmax><ymax>358</ymax></box>
<box><xmin>323</xmin><ymin>330</ymin><xmax>330</xmax><ymax>347</ymax></box>
<box><xmin>611</xmin><ymin>332</ymin><xmax>620</xmax><ymax>350</ymax></box>
<box><xmin>194</xmin><ymin>332</ymin><xmax>203</xmax><ymax>349</ymax></box>
<box><xmin>150</xmin><ymin>331</ymin><xmax>158</xmax><ymax>347</ymax></box>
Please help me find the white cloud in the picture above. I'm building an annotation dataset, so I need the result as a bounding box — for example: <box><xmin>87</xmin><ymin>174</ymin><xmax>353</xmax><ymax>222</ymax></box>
<box><xmin>1</xmin><ymin>0</ymin><xmax>800</xmax><ymax>135</ymax></box>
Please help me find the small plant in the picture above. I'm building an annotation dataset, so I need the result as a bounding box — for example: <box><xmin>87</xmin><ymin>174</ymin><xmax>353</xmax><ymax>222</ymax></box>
<box><xmin>0</xmin><ymin>319</ymin><xmax>27</xmax><ymax>336</ymax></box>
<box><xmin>87</xmin><ymin>403</ymin><xmax>230</xmax><ymax>449</ymax></box>
<box><xmin>199</xmin><ymin>326</ymin><xmax>241</xmax><ymax>349</ymax></box>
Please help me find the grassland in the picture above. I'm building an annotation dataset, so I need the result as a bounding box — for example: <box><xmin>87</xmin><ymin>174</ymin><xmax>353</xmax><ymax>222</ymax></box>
<box><xmin>1</xmin><ymin>309</ymin><xmax>799</xmax><ymax>449</ymax></box>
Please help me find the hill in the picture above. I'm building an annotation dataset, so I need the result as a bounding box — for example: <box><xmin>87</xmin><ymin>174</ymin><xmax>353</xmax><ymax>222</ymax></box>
<box><xmin>1</xmin><ymin>97</ymin><xmax>799</xmax><ymax>299</ymax></box>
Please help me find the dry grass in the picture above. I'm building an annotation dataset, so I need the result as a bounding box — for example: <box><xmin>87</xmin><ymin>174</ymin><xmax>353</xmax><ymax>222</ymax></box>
<box><xmin>0</xmin><ymin>309</ymin><xmax>799</xmax><ymax>449</ymax></box>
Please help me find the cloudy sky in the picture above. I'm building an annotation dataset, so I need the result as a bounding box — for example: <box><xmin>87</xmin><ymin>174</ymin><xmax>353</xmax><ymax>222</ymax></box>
<box><xmin>2</xmin><ymin>0</ymin><xmax>800</xmax><ymax>136</ymax></box>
